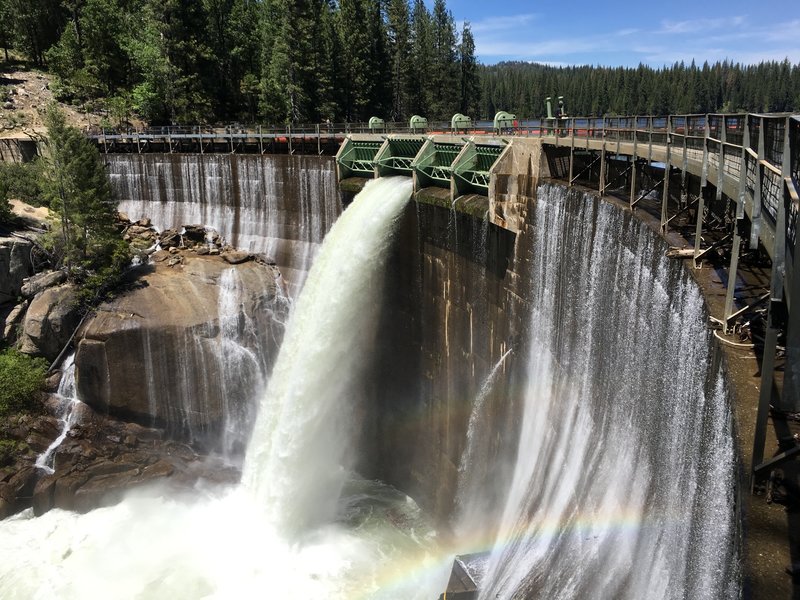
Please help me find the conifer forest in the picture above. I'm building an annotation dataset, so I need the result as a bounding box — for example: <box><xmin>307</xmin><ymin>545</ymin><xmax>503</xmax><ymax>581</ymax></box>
<box><xmin>0</xmin><ymin>0</ymin><xmax>798</xmax><ymax>125</ymax></box>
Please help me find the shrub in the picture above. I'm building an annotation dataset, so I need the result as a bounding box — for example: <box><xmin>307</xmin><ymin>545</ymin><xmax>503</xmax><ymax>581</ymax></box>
<box><xmin>0</xmin><ymin>160</ymin><xmax>45</xmax><ymax>207</ymax></box>
<box><xmin>0</xmin><ymin>439</ymin><xmax>22</xmax><ymax>467</ymax></box>
<box><xmin>0</xmin><ymin>349</ymin><xmax>47</xmax><ymax>417</ymax></box>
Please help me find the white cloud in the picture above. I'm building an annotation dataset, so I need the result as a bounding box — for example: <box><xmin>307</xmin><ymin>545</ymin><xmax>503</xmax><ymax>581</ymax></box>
<box><xmin>471</xmin><ymin>10</ymin><xmax>800</xmax><ymax>67</ymax></box>
<box><xmin>470</xmin><ymin>13</ymin><xmax>538</xmax><ymax>33</ymax></box>
<box><xmin>657</xmin><ymin>16</ymin><xmax>745</xmax><ymax>35</ymax></box>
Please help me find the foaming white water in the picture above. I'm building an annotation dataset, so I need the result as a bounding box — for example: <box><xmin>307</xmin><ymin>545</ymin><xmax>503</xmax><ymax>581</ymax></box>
<box><xmin>473</xmin><ymin>184</ymin><xmax>738</xmax><ymax>599</ymax></box>
<box><xmin>35</xmin><ymin>355</ymin><xmax>83</xmax><ymax>474</ymax></box>
<box><xmin>0</xmin><ymin>175</ymin><xmax>452</xmax><ymax>600</ymax></box>
<box><xmin>0</xmin><ymin>482</ymin><xmax>447</xmax><ymax>600</ymax></box>
<box><xmin>242</xmin><ymin>176</ymin><xmax>414</xmax><ymax>532</ymax></box>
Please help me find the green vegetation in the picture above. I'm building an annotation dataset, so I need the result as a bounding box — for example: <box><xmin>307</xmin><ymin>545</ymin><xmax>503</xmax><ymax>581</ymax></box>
<box><xmin>0</xmin><ymin>160</ymin><xmax>43</xmax><ymax>225</ymax></box>
<box><xmin>0</xmin><ymin>161</ymin><xmax>45</xmax><ymax>206</ymax></box>
<box><xmin>0</xmin><ymin>439</ymin><xmax>23</xmax><ymax>467</ymax></box>
<box><xmin>479</xmin><ymin>60</ymin><xmax>800</xmax><ymax>118</ymax></box>
<box><xmin>0</xmin><ymin>1</ymin><xmax>798</xmax><ymax>122</ymax></box>
<box><xmin>0</xmin><ymin>0</ymin><xmax>478</xmax><ymax>123</ymax></box>
<box><xmin>0</xmin><ymin>348</ymin><xmax>47</xmax><ymax>417</ymax></box>
<box><xmin>41</xmin><ymin>105</ymin><xmax>130</xmax><ymax>302</ymax></box>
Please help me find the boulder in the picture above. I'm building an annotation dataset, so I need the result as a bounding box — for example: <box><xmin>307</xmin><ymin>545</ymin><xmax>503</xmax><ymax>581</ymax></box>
<box><xmin>2</xmin><ymin>299</ymin><xmax>28</xmax><ymax>343</ymax></box>
<box><xmin>222</xmin><ymin>251</ymin><xmax>253</xmax><ymax>265</ymax></box>
<box><xmin>0</xmin><ymin>236</ymin><xmax>34</xmax><ymax>302</ymax></box>
<box><xmin>20</xmin><ymin>269</ymin><xmax>67</xmax><ymax>298</ymax></box>
<box><xmin>73</xmin><ymin>255</ymin><xmax>287</xmax><ymax>441</ymax></box>
<box><xmin>182</xmin><ymin>224</ymin><xmax>207</xmax><ymax>244</ymax></box>
<box><xmin>19</xmin><ymin>283</ymin><xmax>81</xmax><ymax>361</ymax></box>
<box><xmin>159</xmin><ymin>228</ymin><xmax>181</xmax><ymax>248</ymax></box>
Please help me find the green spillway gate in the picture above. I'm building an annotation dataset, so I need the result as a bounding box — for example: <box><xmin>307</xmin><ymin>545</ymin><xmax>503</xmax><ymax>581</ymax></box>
<box><xmin>452</xmin><ymin>142</ymin><xmax>505</xmax><ymax>197</ymax></box>
<box><xmin>335</xmin><ymin>135</ymin><xmax>508</xmax><ymax>201</ymax></box>
<box><xmin>374</xmin><ymin>137</ymin><xmax>426</xmax><ymax>177</ymax></box>
<box><xmin>413</xmin><ymin>141</ymin><xmax>464</xmax><ymax>190</ymax></box>
<box><xmin>335</xmin><ymin>138</ymin><xmax>383</xmax><ymax>180</ymax></box>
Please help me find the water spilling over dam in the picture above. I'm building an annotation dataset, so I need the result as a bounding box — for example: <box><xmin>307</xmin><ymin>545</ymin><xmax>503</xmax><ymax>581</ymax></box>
<box><xmin>107</xmin><ymin>154</ymin><xmax>342</xmax><ymax>293</ymax></box>
<box><xmin>461</xmin><ymin>184</ymin><xmax>738</xmax><ymax>599</ymax></box>
<box><xmin>0</xmin><ymin>155</ymin><xmax>739</xmax><ymax>598</ymax></box>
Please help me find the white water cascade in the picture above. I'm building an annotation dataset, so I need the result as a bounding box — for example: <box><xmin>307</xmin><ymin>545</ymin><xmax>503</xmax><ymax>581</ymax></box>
<box><xmin>242</xmin><ymin>176</ymin><xmax>416</xmax><ymax>531</ymax></box>
<box><xmin>34</xmin><ymin>355</ymin><xmax>83</xmax><ymax>474</ymax></box>
<box><xmin>0</xmin><ymin>176</ymin><xmax>450</xmax><ymax>600</ymax></box>
<box><xmin>466</xmin><ymin>184</ymin><xmax>738</xmax><ymax>599</ymax></box>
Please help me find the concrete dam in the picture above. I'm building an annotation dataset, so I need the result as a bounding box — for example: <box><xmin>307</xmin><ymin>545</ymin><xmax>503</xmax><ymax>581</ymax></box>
<box><xmin>4</xmin><ymin>113</ymin><xmax>799</xmax><ymax>597</ymax></box>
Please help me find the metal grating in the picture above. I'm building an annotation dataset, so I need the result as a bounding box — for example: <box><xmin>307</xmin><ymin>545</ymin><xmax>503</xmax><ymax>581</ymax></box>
<box><xmin>708</xmin><ymin>140</ymin><xmax>720</xmax><ymax>174</ymax></box>
<box><xmin>749</xmin><ymin>118</ymin><xmax>760</xmax><ymax>152</ymax></box>
<box><xmin>746</xmin><ymin>153</ymin><xmax>757</xmax><ymax>198</ymax></box>
<box><xmin>764</xmin><ymin>118</ymin><xmax>785</xmax><ymax>167</ymax></box>
<box><xmin>788</xmin><ymin>194</ymin><xmax>797</xmax><ymax>258</ymax></box>
<box><xmin>791</xmin><ymin>118</ymin><xmax>799</xmax><ymax>186</ymax></box>
<box><xmin>687</xmin><ymin>116</ymin><xmax>706</xmax><ymax>137</ymax></box>
<box><xmin>761</xmin><ymin>168</ymin><xmax>781</xmax><ymax>224</ymax></box>
<box><xmin>725</xmin><ymin>116</ymin><xmax>745</xmax><ymax>146</ymax></box>
<box><xmin>723</xmin><ymin>147</ymin><xmax>741</xmax><ymax>181</ymax></box>
<box><xmin>709</xmin><ymin>115</ymin><xmax>722</xmax><ymax>140</ymax></box>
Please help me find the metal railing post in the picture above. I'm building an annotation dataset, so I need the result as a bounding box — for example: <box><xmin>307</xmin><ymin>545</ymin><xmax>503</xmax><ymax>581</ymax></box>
<box><xmin>661</xmin><ymin>115</ymin><xmax>672</xmax><ymax>230</ymax></box>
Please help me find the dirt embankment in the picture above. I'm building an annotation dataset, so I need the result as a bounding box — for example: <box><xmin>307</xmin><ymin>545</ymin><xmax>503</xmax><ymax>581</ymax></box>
<box><xmin>0</xmin><ymin>63</ymin><xmax>139</xmax><ymax>138</ymax></box>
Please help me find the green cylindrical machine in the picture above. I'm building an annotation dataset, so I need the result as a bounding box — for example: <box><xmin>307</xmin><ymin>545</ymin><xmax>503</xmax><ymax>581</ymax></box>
<box><xmin>409</xmin><ymin>115</ymin><xmax>428</xmax><ymax>132</ymax></box>
<box><xmin>369</xmin><ymin>116</ymin><xmax>385</xmax><ymax>132</ymax></box>
<box><xmin>451</xmin><ymin>113</ymin><xmax>472</xmax><ymax>132</ymax></box>
<box><xmin>493</xmin><ymin>111</ymin><xmax>517</xmax><ymax>133</ymax></box>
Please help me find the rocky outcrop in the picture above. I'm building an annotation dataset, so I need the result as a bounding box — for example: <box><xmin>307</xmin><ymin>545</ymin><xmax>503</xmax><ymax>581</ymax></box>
<box><xmin>18</xmin><ymin>283</ymin><xmax>81</xmax><ymax>361</ymax></box>
<box><xmin>0</xmin><ymin>235</ymin><xmax>34</xmax><ymax>304</ymax></box>
<box><xmin>20</xmin><ymin>269</ymin><xmax>67</xmax><ymax>298</ymax></box>
<box><xmin>0</xmin><ymin>407</ymin><xmax>238</xmax><ymax>519</ymax></box>
<box><xmin>74</xmin><ymin>253</ymin><xmax>287</xmax><ymax>445</ymax></box>
<box><xmin>1</xmin><ymin>299</ymin><xmax>28</xmax><ymax>343</ymax></box>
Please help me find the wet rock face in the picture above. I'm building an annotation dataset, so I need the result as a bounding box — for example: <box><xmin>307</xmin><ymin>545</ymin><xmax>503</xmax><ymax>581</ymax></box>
<box><xmin>0</xmin><ymin>407</ymin><xmax>239</xmax><ymax>520</ymax></box>
<box><xmin>74</xmin><ymin>254</ymin><xmax>287</xmax><ymax>445</ymax></box>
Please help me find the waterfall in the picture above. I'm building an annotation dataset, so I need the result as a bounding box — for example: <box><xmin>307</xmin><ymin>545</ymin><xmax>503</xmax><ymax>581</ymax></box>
<box><xmin>107</xmin><ymin>154</ymin><xmax>341</xmax><ymax>294</ymax></box>
<box><xmin>0</xmin><ymin>175</ymin><xmax>449</xmax><ymax>600</ymax></box>
<box><xmin>242</xmin><ymin>176</ymin><xmax>413</xmax><ymax>533</ymax></box>
<box><xmin>35</xmin><ymin>355</ymin><xmax>83</xmax><ymax>474</ymax></box>
<box><xmin>135</xmin><ymin>266</ymin><xmax>288</xmax><ymax>454</ymax></box>
<box><xmin>471</xmin><ymin>183</ymin><xmax>738</xmax><ymax>599</ymax></box>
<box><xmin>215</xmin><ymin>268</ymin><xmax>277</xmax><ymax>458</ymax></box>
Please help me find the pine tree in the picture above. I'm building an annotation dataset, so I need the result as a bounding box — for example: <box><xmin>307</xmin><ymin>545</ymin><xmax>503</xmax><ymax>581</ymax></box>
<box><xmin>0</xmin><ymin>0</ymin><xmax>11</xmax><ymax>62</ymax></box>
<box><xmin>387</xmin><ymin>0</ymin><xmax>412</xmax><ymax>121</ymax></box>
<box><xmin>429</xmin><ymin>0</ymin><xmax>457</xmax><ymax>119</ymax></box>
<box><xmin>458</xmin><ymin>21</ymin><xmax>479</xmax><ymax>117</ymax></box>
<box><xmin>409</xmin><ymin>0</ymin><xmax>433</xmax><ymax>118</ymax></box>
<box><xmin>43</xmin><ymin>105</ymin><xmax>127</xmax><ymax>282</ymax></box>
<box><xmin>129</xmin><ymin>0</ymin><xmax>214</xmax><ymax>123</ymax></box>
<box><xmin>7</xmin><ymin>0</ymin><xmax>66</xmax><ymax>66</ymax></box>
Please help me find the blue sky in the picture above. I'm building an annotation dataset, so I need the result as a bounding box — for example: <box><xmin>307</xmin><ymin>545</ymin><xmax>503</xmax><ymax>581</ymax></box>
<box><xmin>446</xmin><ymin>0</ymin><xmax>800</xmax><ymax>67</ymax></box>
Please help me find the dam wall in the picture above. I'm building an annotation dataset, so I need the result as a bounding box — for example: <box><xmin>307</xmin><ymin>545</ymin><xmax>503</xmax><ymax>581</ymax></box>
<box><xmin>106</xmin><ymin>154</ymin><xmax>342</xmax><ymax>293</ymax></box>
<box><xmin>103</xmin><ymin>152</ymin><xmax>739</xmax><ymax>595</ymax></box>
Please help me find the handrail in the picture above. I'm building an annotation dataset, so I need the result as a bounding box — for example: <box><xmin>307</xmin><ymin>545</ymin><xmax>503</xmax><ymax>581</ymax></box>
<box><xmin>88</xmin><ymin>112</ymin><xmax>779</xmax><ymax>141</ymax></box>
